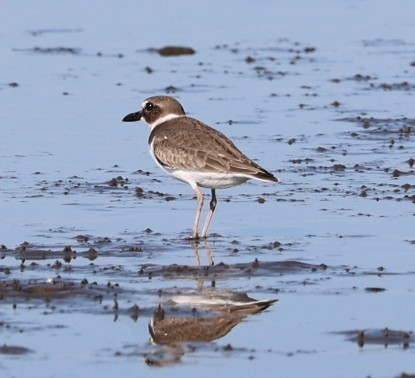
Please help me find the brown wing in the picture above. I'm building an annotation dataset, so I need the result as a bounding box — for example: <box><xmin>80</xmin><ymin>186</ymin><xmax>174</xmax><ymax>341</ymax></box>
<box><xmin>149</xmin><ymin>117</ymin><xmax>278</xmax><ymax>182</ymax></box>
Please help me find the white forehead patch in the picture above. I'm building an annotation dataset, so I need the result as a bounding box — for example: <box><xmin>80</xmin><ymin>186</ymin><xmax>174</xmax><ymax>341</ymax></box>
<box><xmin>141</xmin><ymin>100</ymin><xmax>148</xmax><ymax>109</ymax></box>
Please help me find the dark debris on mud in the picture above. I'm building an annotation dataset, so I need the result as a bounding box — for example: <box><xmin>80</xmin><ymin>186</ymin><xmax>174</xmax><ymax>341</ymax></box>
<box><xmin>28</xmin><ymin>28</ymin><xmax>83</xmax><ymax>36</ymax></box>
<box><xmin>0</xmin><ymin>277</ymin><xmax>122</xmax><ymax>303</ymax></box>
<box><xmin>0</xmin><ymin>344</ymin><xmax>32</xmax><ymax>355</ymax></box>
<box><xmin>0</xmin><ymin>276</ymin><xmax>149</xmax><ymax>323</ymax></box>
<box><xmin>14</xmin><ymin>47</ymin><xmax>82</xmax><ymax>55</ymax></box>
<box><xmin>284</xmin><ymin>115</ymin><xmax>415</xmax><ymax>204</ymax></box>
<box><xmin>1</xmin><ymin>239</ymin><xmax>331</xmax><ymax>278</ymax></box>
<box><xmin>138</xmin><ymin>259</ymin><xmax>330</xmax><ymax>281</ymax></box>
<box><xmin>340</xmin><ymin>116</ymin><xmax>415</xmax><ymax>141</ymax></box>
<box><xmin>373</xmin><ymin>81</ymin><xmax>415</xmax><ymax>91</ymax></box>
<box><xmin>118</xmin><ymin>338</ymin><xmax>259</xmax><ymax>367</ymax></box>
<box><xmin>147</xmin><ymin>46</ymin><xmax>196</xmax><ymax>57</ymax></box>
<box><xmin>31</xmin><ymin>173</ymin><xmax>180</xmax><ymax>202</ymax></box>
<box><xmin>337</xmin><ymin>328</ymin><xmax>414</xmax><ymax>349</ymax></box>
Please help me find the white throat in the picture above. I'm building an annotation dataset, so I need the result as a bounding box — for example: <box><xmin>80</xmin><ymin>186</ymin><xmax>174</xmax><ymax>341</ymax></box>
<box><xmin>148</xmin><ymin>113</ymin><xmax>184</xmax><ymax>129</ymax></box>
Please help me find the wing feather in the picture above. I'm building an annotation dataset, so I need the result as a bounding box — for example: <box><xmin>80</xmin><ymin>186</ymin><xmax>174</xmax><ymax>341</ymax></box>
<box><xmin>150</xmin><ymin>117</ymin><xmax>278</xmax><ymax>182</ymax></box>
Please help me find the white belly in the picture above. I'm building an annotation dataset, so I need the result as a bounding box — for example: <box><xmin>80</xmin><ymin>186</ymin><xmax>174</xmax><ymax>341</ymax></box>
<box><xmin>149</xmin><ymin>144</ymin><xmax>250</xmax><ymax>188</ymax></box>
<box><xmin>166</xmin><ymin>168</ymin><xmax>250</xmax><ymax>189</ymax></box>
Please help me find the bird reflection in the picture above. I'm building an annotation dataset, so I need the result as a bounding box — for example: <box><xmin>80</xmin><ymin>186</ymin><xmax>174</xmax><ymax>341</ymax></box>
<box><xmin>192</xmin><ymin>239</ymin><xmax>214</xmax><ymax>266</ymax></box>
<box><xmin>145</xmin><ymin>286</ymin><xmax>277</xmax><ymax>366</ymax></box>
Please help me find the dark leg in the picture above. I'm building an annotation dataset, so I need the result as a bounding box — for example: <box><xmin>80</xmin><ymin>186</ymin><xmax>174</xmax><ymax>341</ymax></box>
<box><xmin>201</xmin><ymin>189</ymin><xmax>217</xmax><ymax>238</ymax></box>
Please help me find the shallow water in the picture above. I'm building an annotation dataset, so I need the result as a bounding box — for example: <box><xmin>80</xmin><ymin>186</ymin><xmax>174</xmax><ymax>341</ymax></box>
<box><xmin>1</xmin><ymin>1</ymin><xmax>415</xmax><ymax>377</ymax></box>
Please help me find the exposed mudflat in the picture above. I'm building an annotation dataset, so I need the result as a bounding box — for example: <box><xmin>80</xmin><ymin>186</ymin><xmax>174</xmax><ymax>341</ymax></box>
<box><xmin>1</xmin><ymin>1</ymin><xmax>415</xmax><ymax>377</ymax></box>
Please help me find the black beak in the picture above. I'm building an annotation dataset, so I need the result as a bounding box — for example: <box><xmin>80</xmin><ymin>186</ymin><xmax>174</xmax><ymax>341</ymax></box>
<box><xmin>122</xmin><ymin>111</ymin><xmax>142</xmax><ymax>122</ymax></box>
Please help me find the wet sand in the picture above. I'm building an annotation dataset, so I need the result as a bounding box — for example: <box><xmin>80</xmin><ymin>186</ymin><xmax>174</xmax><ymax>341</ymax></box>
<box><xmin>1</xmin><ymin>1</ymin><xmax>415</xmax><ymax>377</ymax></box>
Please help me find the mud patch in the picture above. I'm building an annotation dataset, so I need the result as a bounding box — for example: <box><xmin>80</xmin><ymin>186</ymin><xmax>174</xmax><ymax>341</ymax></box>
<box><xmin>14</xmin><ymin>47</ymin><xmax>82</xmax><ymax>55</ymax></box>
<box><xmin>147</xmin><ymin>46</ymin><xmax>196</xmax><ymax>57</ymax></box>
<box><xmin>139</xmin><ymin>259</ymin><xmax>330</xmax><ymax>280</ymax></box>
<box><xmin>28</xmin><ymin>28</ymin><xmax>83</xmax><ymax>36</ymax></box>
<box><xmin>117</xmin><ymin>339</ymin><xmax>261</xmax><ymax>367</ymax></box>
<box><xmin>337</xmin><ymin>328</ymin><xmax>414</xmax><ymax>349</ymax></box>
<box><xmin>340</xmin><ymin>117</ymin><xmax>415</xmax><ymax>141</ymax></box>
<box><xmin>0</xmin><ymin>344</ymin><xmax>32</xmax><ymax>355</ymax></box>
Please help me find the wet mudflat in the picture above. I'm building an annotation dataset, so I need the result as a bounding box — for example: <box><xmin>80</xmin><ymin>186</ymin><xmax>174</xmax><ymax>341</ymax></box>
<box><xmin>1</xmin><ymin>1</ymin><xmax>415</xmax><ymax>377</ymax></box>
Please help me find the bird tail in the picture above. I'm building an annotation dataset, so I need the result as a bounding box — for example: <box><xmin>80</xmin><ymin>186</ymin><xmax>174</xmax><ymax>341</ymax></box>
<box><xmin>253</xmin><ymin>170</ymin><xmax>280</xmax><ymax>183</ymax></box>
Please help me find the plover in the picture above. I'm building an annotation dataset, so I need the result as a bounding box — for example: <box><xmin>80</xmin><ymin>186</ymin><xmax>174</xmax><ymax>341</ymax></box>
<box><xmin>149</xmin><ymin>289</ymin><xmax>277</xmax><ymax>345</ymax></box>
<box><xmin>122</xmin><ymin>96</ymin><xmax>279</xmax><ymax>239</ymax></box>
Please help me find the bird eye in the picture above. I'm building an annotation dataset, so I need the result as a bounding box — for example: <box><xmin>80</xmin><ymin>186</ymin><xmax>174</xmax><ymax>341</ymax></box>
<box><xmin>145</xmin><ymin>102</ymin><xmax>154</xmax><ymax>111</ymax></box>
